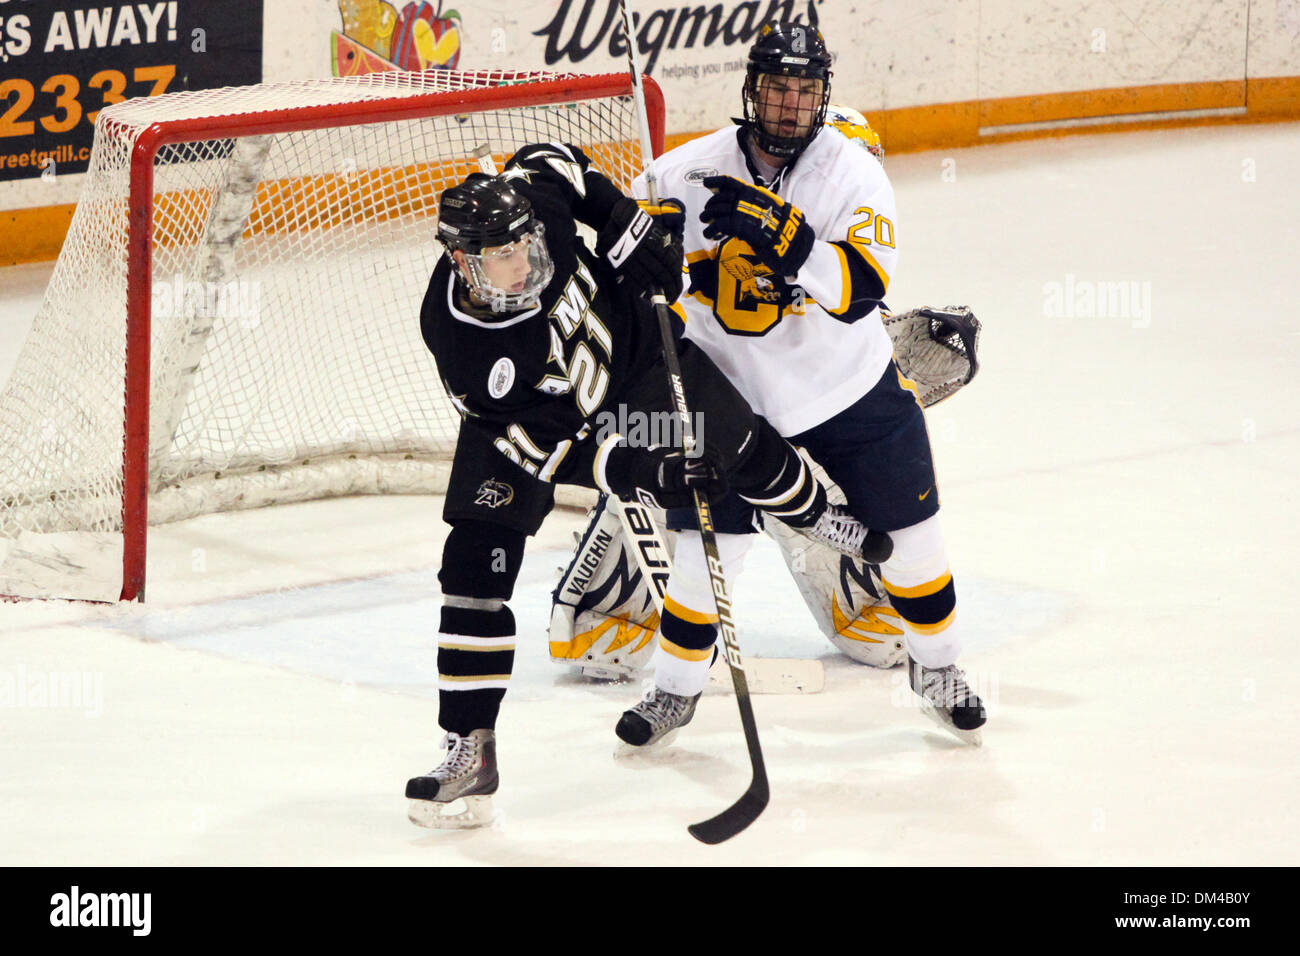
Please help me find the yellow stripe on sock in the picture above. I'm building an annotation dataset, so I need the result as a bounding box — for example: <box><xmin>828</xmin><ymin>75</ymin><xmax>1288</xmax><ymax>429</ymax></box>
<box><xmin>658</xmin><ymin>635</ymin><xmax>713</xmax><ymax>662</ymax></box>
<box><xmin>438</xmin><ymin>642</ymin><xmax>516</xmax><ymax>653</ymax></box>
<box><xmin>882</xmin><ymin>570</ymin><xmax>952</xmax><ymax>599</ymax></box>
<box><xmin>664</xmin><ymin>595</ymin><xmax>718</xmax><ymax>625</ymax></box>
<box><xmin>904</xmin><ymin>610</ymin><xmax>955</xmax><ymax>635</ymax></box>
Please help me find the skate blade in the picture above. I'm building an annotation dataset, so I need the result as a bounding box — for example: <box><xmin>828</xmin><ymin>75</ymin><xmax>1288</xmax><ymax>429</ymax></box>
<box><xmin>919</xmin><ymin>704</ymin><xmax>983</xmax><ymax>747</ymax></box>
<box><xmin>407</xmin><ymin>795</ymin><xmax>494</xmax><ymax>829</ymax></box>
<box><xmin>614</xmin><ymin>727</ymin><xmax>681</xmax><ymax>758</ymax></box>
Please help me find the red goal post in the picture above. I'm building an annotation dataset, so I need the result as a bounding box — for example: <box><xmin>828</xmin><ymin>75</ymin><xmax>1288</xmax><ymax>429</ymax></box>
<box><xmin>0</xmin><ymin>71</ymin><xmax>665</xmax><ymax>602</ymax></box>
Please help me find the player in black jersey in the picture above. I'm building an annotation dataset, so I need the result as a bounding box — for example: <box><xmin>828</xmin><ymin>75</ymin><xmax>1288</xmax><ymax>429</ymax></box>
<box><xmin>405</xmin><ymin>142</ymin><xmax>886</xmax><ymax>828</ymax></box>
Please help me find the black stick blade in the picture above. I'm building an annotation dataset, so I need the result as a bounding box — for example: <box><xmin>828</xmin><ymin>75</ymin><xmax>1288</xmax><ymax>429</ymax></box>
<box><xmin>687</xmin><ymin>779</ymin><xmax>769</xmax><ymax>845</ymax></box>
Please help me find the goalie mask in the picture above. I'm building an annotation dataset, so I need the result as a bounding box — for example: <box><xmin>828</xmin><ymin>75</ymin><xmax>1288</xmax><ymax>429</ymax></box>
<box><xmin>743</xmin><ymin>21</ymin><xmax>833</xmax><ymax>160</ymax></box>
<box><xmin>825</xmin><ymin>103</ymin><xmax>885</xmax><ymax>166</ymax></box>
<box><xmin>438</xmin><ymin>173</ymin><xmax>554</xmax><ymax>313</ymax></box>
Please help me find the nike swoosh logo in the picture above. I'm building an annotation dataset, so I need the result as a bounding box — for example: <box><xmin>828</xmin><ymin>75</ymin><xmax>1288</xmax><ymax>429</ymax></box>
<box><xmin>918</xmin><ymin>488</ymin><xmax>933</xmax><ymax>501</ymax></box>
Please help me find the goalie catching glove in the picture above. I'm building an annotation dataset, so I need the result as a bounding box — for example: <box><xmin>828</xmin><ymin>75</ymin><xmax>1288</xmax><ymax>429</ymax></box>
<box><xmin>596</xmin><ymin>197</ymin><xmax>686</xmax><ymax>302</ymax></box>
<box><xmin>700</xmin><ymin>175</ymin><xmax>816</xmax><ymax>276</ymax></box>
<box><xmin>882</xmin><ymin>306</ymin><xmax>981</xmax><ymax>406</ymax></box>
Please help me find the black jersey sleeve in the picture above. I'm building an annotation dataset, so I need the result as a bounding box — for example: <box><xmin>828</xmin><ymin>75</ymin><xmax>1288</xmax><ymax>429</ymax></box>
<box><xmin>420</xmin><ymin>259</ymin><xmax>596</xmax><ymax>485</ymax></box>
<box><xmin>445</xmin><ymin>374</ymin><xmax>593</xmax><ymax>484</ymax></box>
<box><xmin>505</xmin><ymin>143</ymin><xmax>627</xmax><ymax>232</ymax></box>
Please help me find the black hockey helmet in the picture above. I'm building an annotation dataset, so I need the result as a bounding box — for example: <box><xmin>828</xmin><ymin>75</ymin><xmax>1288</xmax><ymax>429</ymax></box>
<box><xmin>438</xmin><ymin>173</ymin><xmax>554</xmax><ymax>312</ymax></box>
<box><xmin>438</xmin><ymin>173</ymin><xmax>537</xmax><ymax>254</ymax></box>
<box><xmin>743</xmin><ymin>21</ymin><xmax>834</xmax><ymax>160</ymax></box>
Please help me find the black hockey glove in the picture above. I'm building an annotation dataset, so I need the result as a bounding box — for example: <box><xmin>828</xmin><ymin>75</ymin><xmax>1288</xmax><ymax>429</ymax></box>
<box><xmin>596</xmin><ymin>197</ymin><xmax>685</xmax><ymax>302</ymax></box>
<box><xmin>607</xmin><ymin>444</ymin><xmax>727</xmax><ymax>510</ymax></box>
<box><xmin>700</xmin><ymin>175</ymin><xmax>815</xmax><ymax>277</ymax></box>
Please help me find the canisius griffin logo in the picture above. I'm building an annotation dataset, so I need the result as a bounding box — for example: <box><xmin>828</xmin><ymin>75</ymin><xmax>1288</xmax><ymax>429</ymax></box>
<box><xmin>534</xmin><ymin>0</ymin><xmax>821</xmax><ymax>75</ymax></box>
<box><xmin>333</xmin><ymin>1</ymin><xmax>462</xmax><ymax>77</ymax></box>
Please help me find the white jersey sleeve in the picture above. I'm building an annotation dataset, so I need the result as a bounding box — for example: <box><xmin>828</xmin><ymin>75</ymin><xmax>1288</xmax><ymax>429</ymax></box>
<box><xmin>640</xmin><ymin>126</ymin><xmax>899</xmax><ymax>436</ymax></box>
<box><xmin>792</xmin><ymin>161</ymin><xmax>897</xmax><ymax>318</ymax></box>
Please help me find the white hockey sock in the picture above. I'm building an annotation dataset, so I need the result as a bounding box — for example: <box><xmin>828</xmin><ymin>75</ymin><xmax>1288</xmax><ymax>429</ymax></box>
<box><xmin>654</xmin><ymin>531</ymin><xmax>752</xmax><ymax>696</ymax></box>
<box><xmin>879</xmin><ymin>514</ymin><xmax>962</xmax><ymax>668</ymax></box>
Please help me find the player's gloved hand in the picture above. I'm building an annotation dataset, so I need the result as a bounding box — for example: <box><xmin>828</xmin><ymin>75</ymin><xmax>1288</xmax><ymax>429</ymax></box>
<box><xmin>700</xmin><ymin>175</ymin><xmax>815</xmax><ymax>277</ymax></box>
<box><xmin>597</xmin><ymin>197</ymin><xmax>685</xmax><ymax>302</ymax></box>
<box><xmin>607</xmin><ymin>444</ymin><xmax>728</xmax><ymax>510</ymax></box>
<box><xmin>636</xmin><ymin>198</ymin><xmax>685</xmax><ymax>242</ymax></box>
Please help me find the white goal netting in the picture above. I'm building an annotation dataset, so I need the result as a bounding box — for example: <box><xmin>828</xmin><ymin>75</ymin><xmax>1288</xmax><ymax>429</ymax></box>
<box><xmin>0</xmin><ymin>70</ymin><xmax>650</xmax><ymax>600</ymax></box>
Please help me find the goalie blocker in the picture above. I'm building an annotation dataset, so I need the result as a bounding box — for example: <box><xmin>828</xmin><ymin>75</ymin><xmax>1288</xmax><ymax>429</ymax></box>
<box><xmin>549</xmin><ymin>306</ymin><xmax>981</xmax><ymax>677</ymax></box>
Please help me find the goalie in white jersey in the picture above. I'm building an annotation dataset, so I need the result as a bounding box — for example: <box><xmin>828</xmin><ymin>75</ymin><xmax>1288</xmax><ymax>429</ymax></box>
<box><xmin>614</xmin><ymin>21</ymin><xmax>987</xmax><ymax>746</ymax></box>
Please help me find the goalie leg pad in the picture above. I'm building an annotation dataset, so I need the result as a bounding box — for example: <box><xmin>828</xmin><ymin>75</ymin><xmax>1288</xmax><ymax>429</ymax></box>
<box><xmin>548</xmin><ymin>496</ymin><xmax>665</xmax><ymax>678</ymax></box>
<box><xmin>763</xmin><ymin>510</ymin><xmax>907</xmax><ymax>668</ymax></box>
<box><xmin>655</xmin><ymin>531</ymin><xmax>752</xmax><ymax>696</ymax></box>
<box><xmin>878</xmin><ymin>513</ymin><xmax>961</xmax><ymax>669</ymax></box>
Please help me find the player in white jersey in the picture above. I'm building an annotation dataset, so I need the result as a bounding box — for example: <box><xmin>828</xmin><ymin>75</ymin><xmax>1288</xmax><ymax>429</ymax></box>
<box><xmin>616</xmin><ymin>21</ymin><xmax>987</xmax><ymax>747</ymax></box>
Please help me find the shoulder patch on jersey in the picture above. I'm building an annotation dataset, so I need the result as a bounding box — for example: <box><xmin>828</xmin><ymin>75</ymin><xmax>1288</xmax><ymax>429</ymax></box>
<box><xmin>488</xmin><ymin>357</ymin><xmax>515</xmax><ymax>398</ymax></box>
<box><xmin>684</xmin><ymin>166</ymin><xmax>721</xmax><ymax>186</ymax></box>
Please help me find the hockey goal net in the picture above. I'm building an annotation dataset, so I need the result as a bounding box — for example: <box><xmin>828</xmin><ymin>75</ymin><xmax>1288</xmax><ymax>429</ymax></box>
<box><xmin>0</xmin><ymin>70</ymin><xmax>664</xmax><ymax>601</ymax></box>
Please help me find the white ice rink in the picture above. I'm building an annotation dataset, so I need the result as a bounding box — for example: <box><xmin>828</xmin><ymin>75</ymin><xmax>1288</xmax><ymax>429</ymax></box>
<box><xmin>2</xmin><ymin>122</ymin><xmax>1297</xmax><ymax>866</ymax></box>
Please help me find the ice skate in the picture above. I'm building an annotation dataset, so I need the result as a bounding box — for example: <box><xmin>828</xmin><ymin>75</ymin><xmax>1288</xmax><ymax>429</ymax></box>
<box><xmin>908</xmin><ymin>656</ymin><xmax>986</xmax><ymax>746</ymax></box>
<box><xmin>797</xmin><ymin>503</ymin><xmax>893</xmax><ymax>564</ymax></box>
<box><xmin>406</xmin><ymin>729</ymin><xmax>498</xmax><ymax>828</ymax></box>
<box><xmin>615</xmin><ymin>688</ymin><xmax>700</xmax><ymax>753</ymax></box>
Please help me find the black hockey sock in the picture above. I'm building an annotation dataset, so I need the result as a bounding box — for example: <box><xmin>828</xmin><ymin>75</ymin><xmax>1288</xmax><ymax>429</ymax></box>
<box><xmin>885</xmin><ymin>574</ymin><xmax>957</xmax><ymax>634</ymax></box>
<box><xmin>731</xmin><ymin>418</ymin><xmax>826</xmax><ymax>528</ymax></box>
<box><xmin>660</xmin><ymin>601</ymin><xmax>719</xmax><ymax>655</ymax></box>
<box><xmin>437</xmin><ymin>604</ymin><xmax>516</xmax><ymax>736</ymax></box>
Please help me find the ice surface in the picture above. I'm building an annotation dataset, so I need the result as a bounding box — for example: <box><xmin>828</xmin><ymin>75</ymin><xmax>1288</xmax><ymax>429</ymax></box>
<box><xmin>1</xmin><ymin>122</ymin><xmax>1297</xmax><ymax>865</ymax></box>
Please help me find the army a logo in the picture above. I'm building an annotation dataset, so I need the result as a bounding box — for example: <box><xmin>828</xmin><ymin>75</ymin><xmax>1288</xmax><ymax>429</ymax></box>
<box><xmin>475</xmin><ymin>479</ymin><xmax>514</xmax><ymax>508</ymax></box>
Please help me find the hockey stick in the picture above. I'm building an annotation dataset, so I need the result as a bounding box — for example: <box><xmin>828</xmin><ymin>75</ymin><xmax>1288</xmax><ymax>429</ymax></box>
<box><xmin>609</xmin><ymin>496</ymin><xmax>825</xmax><ymax>693</ymax></box>
<box><xmin>617</xmin><ymin>0</ymin><xmax>768</xmax><ymax>845</ymax></box>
